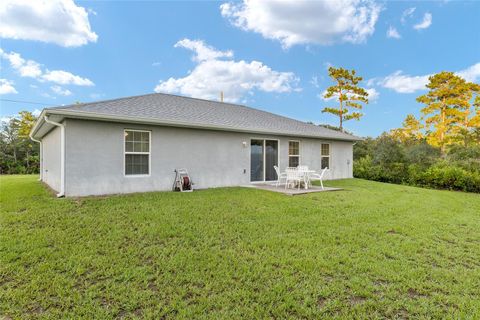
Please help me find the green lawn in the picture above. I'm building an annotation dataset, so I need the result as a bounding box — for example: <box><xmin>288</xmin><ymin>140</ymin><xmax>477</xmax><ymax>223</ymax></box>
<box><xmin>1</xmin><ymin>176</ymin><xmax>479</xmax><ymax>319</ymax></box>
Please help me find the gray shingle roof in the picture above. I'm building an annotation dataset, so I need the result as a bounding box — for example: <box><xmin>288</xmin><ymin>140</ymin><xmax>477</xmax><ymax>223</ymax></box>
<box><xmin>48</xmin><ymin>93</ymin><xmax>361</xmax><ymax>141</ymax></box>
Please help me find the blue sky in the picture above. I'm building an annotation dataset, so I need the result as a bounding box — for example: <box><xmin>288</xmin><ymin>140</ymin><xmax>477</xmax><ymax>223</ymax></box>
<box><xmin>0</xmin><ymin>0</ymin><xmax>479</xmax><ymax>137</ymax></box>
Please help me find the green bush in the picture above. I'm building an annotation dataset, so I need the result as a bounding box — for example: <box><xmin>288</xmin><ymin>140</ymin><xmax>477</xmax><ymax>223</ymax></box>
<box><xmin>405</xmin><ymin>142</ymin><xmax>441</xmax><ymax>168</ymax></box>
<box><xmin>447</xmin><ymin>145</ymin><xmax>480</xmax><ymax>161</ymax></box>
<box><xmin>353</xmin><ymin>155</ymin><xmax>408</xmax><ymax>184</ymax></box>
<box><xmin>355</xmin><ymin>157</ymin><xmax>480</xmax><ymax>193</ymax></box>
<box><xmin>411</xmin><ymin>163</ymin><xmax>480</xmax><ymax>193</ymax></box>
<box><xmin>446</xmin><ymin>145</ymin><xmax>480</xmax><ymax>173</ymax></box>
<box><xmin>353</xmin><ymin>136</ymin><xmax>479</xmax><ymax>193</ymax></box>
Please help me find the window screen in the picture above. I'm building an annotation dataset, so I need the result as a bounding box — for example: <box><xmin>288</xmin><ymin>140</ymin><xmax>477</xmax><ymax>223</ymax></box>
<box><xmin>321</xmin><ymin>143</ymin><xmax>330</xmax><ymax>169</ymax></box>
<box><xmin>288</xmin><ymin>141</ymin><xmax>300</xmax><ymax>167</ymax></box>
<box><xmin>125</xmin><ymin>130</ymin><xmax>150</xmax><ymax>175</ymax></box>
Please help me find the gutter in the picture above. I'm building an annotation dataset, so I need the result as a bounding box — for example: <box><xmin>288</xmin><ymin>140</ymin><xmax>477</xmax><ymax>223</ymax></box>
<box><xmin>29</xmin><ymin>134</ymin><xmax>43</xmax><ymax>181</ymax></box>
<box><xmin>43</xmin><ymin>116</ymin><xmax>65</xmax><ymax>197</ymax></box>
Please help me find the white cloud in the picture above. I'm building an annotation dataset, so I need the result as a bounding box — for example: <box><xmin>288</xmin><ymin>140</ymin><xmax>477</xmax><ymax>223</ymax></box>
<box><xmin>41</xmin><ymin>92</ymin><xmax>56</xmax><ymax>99</ymax></box>
<box><xmin>51</xmin><ymin>85</ymin><xmax>72</xmax><ymax>96</ymax></box>
<box><xmin>0</xmin><ymin>50</ymin><xmax>42</xmax><ymax>77</ymax></box>
<box><xmin>220</xmin><ymin>0</ymin><xmax>382</xmax><ymax>48</ymax></box>
<box><xmin>310</xmin><ymin>76</ymin><xmax>320</xmax><ymax>88</ymax></box>
<box><xmin>365</xmin><ymin>77</ymin><xmax>377</xmax><ymax>87</ymax></box>
<box><xmin>155</xmin><ymin>60</ymin><xmax>298</xmax><ymax>103</ymax></box>
<box><xmin>366</xmin><ymin>88</ymin><xmax>379</xmax><ymax>101</ymax></box>
<box><xmin>319</xmin><ymin>87</ymin><xmax>378</xmax><ymax>101</ymax></box>
<box><xmin>378</xmin><ymin>71</ymin><xmax>430</xmax><ymax>93</ymax></box>
<box><xmin>32</xmin><ymin>109</ymin><xmax>41</xmax><ymax>117</ymax></box>
<box><xmin>375</xmin><ymin>62</ymin><xmax>480</xmax><ymax>94</ymax></box>
<box><xmin>175</xmin><ymin>39</ymin><xmax>233</xmax><ymax>62</ymax></box>
<box><xmin>154</xmin><ymin>39</ymin><xmax>299</xmax><ymax>103</ymax></box>
<box><xmin>457</xmin><ymin>63</ymin><xmax>480</xmax><ymax>83</ymax></box>
<box><xmin>42</xmin><ymin>70</ymin><xmax>93</xmax><ymax>86</ymax></box>
<box><xmin>386</xmin><ymin>26</ymin><xmax>401</xmax><ymax>39</ymax></box>
<box><xmin>0</xmin><ymin>0</ymin><xmax>98</xmax><ymax>47</ymax></box>
<box><xmin>413</xmin><ymin>12</ymin><xmax>432</xmax><ymax>30</ymax></box>
<box><xmin>401</xmin><ymin>7</ymin><xmax>416</xmax><ymax>24</ymax></box>
<box><xmin>0</xmin><ymin>49</ymin><xmax>94</xmax><ymax>86</ymax></box>
<box><xmin>0</xmin><ymin>79</ymin><xmax>17</xmax><ymax>94</ymax></box>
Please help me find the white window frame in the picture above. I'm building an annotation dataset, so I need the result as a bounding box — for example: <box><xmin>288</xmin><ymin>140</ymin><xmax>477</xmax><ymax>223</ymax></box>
<box><xmin>288</xmin><ymin>140</ymin><xmax>301</xmax><ymax>167</ymax></box>
<box><xmin>124</xmin><ymin>129</ymin><xmax>151</xmax><ymax>177</ymax></box>
<box><xmin>249</xmin><ymin>138</ymin><xmax>280</xmax><ymax>183</ymax></box>
<box><xmin>321</xmin><ymin>143</ymin><xmax>330</xmax><ymax>169</ymax></box>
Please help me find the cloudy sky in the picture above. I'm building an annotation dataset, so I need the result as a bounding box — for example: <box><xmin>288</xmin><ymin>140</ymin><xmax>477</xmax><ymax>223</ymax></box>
<box><xmin>0</xmin><ymin>0</ymin><xmax>479</xmax><ymax>136</ymax></box>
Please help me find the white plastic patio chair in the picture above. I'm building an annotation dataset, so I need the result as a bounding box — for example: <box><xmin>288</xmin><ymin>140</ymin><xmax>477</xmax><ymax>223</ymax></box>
<box><xmin>297</xmin><ymin>165</ymin><xmax>310</xmax><ymax>186</ymax></box>
<box><xmin>274</xmin><ymin>165</ymin><xmax>287</xmax><ymax>187</ymax></box>
<box><xmin>309</xmin><ymin>167</ymin><xmax>328</xmax><ymax>190</ymax></box>
<box><xmin>285</xmin><ymin>167</ymin><xmax>303</xmax><ymax>190</ymax></box>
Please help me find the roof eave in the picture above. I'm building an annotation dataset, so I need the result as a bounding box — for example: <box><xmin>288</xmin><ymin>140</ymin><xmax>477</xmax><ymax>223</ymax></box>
<box><xmin>30</xmin><ymin>109</ymin><xmax>47</xmax><ymax>139</ymax></box>
<box><xmin>33</xmin><ymin>108</ymin><xmax>362</xmax><ymax>141</ymax></box>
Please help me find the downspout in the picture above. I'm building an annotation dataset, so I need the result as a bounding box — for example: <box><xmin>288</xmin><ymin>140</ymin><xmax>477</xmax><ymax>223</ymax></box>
<box><xmin>44</xmin><ymin>116</ymin><xmax>65</xmax><ymax>197</ymax></box>
<box><xmin>29</xmin><ymin>134</ymin><xmax>43</xmax><ymax>181</ymax></box>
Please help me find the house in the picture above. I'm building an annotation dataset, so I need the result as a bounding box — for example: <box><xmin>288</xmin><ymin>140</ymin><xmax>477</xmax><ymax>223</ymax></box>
<box><xmin>30</xmin><ymin>93</ymin><xmax>361</xmax><ymax>197</ymax></box>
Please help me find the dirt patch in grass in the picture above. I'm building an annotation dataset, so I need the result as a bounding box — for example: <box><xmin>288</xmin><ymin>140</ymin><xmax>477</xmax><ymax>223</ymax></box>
<box><xmin>317</xmin><ymin>297</ymin><xmax>327</xmax><ymax>308</ymax></box>
<box><xmin>395</xmin><ymin>308</ymin><xmax>409</xmax><ymax>319</ymax></box>
<box><xmin>349</xmin><ymin>296</ymin><xmax>367</xmax><ymax>305</ymax></box>
<box><xmin>147</xmin><ymin>280</ymin><xmax>159</xmax><ymax>293</ymax></box>
<box><xmin>407</xmin><ymin>288</ymin><xmax>428</xmax><ymax>299</ymax></box>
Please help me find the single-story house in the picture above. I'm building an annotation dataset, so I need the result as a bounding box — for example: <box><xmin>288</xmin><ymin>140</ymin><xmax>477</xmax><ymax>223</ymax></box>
<box><xmin>30</xmin><ymin>93</ymin><xmax>361</xmax><ymax>197</ymax></box>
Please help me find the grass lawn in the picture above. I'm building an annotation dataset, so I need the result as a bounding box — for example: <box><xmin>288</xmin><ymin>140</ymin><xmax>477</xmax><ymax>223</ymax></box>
<box><xmin>1</xmin><ymin>175</ymin><xmax>479</xmax><ymax>319</ymax></box>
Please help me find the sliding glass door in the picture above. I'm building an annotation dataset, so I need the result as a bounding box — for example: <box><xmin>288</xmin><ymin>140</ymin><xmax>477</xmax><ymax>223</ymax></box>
<box><xmin>265</xmin><ymin>140</ymin><xmax>278</xmax><ymax>181</ymax></box>
<box><xmin>250</xmin><ymin>139</ymin><xmax>278</xmax><ymax>182</ymax></box>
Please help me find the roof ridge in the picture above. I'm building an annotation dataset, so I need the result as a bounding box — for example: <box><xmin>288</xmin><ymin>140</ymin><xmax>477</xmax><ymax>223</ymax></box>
<box><xmin>47</xmin><ymin>92</ymin><xmax>163</xmax><ymax>110</ymax></box>
<box><xmin>49</xmin><ymin>92</ymin><xmax>254</xmax><ymax>110</ymax></box>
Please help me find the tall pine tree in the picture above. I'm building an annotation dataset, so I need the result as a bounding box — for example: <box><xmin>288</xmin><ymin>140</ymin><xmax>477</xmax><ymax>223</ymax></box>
<box><xmin>416</xmin><ymin>72</ymin><xmax>474</xmax><ymax>155</ymax></box>
<box><xmin>322</xmin><ymin>67</ymin><xmax>369</xmax><ymax>131</ymax></box>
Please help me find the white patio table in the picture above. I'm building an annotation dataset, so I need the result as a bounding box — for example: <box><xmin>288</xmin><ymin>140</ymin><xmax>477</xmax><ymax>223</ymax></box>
<box><xmin>297</xmin><ymin>169</ymin><xmax>317</xmax><ymax>189</ymax></box>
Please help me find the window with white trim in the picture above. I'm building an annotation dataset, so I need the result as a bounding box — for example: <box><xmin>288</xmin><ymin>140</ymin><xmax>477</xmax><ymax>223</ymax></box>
<box><xmin>321</xmin><ymin>143</ymin><xmax>330</xmax><ymax>169</ymax></box>
<box><xmin>288</xmin><ymin>141</ymin><xmax>300</xmax><ymax>167</ymax></box>
<box><xmin>124</xmin><ymin>130</ymin><xmax>150</xmax><ymax>175</ymax></box>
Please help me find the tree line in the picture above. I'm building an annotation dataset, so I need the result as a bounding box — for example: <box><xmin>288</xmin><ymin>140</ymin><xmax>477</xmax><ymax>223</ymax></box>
<box><xmin>321</xmin><ymin>66</ymin><xmax>479</xmax><ymax>192</ymax></box>
<box><xmin>0</xmin><ymin>111</ymin><xmax>39</xmax><ymax>174</ymax></box>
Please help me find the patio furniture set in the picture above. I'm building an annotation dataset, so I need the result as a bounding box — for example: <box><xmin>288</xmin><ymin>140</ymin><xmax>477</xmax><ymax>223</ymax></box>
<box><xmin>273</xmin><ymin>166</ymin><xmax>328</xmax><ymax>190</ymax></box>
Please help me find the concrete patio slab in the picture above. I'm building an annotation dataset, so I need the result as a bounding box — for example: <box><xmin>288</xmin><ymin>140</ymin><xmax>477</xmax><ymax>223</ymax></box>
<box><xmin>244</xmin><ymin>183</ymin><xmax>343</xmax><ymax>195</ymax></box>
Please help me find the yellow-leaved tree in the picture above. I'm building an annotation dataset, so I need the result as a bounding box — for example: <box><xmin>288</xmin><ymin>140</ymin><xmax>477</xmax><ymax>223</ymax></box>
<box><xmin>389</xmin><ymin>114</ymin><xmax>423</xmax><ymax>144</ymax></box>
<box><xmin>416</xmin><ymin>72</ymin><xmax>477</xmax><ymax>155</ymax></box>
